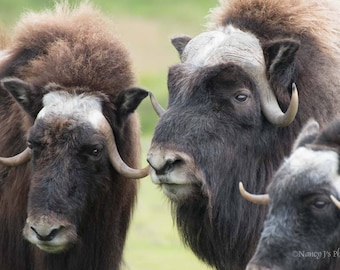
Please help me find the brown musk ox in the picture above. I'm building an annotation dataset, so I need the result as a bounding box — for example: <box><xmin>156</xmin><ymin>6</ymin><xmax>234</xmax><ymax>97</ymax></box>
<box><xmin>0</xmin><ymin>3</ymin><xmax>149</xmax><ymax>270</ymax></box>
<box><xmin>147</xmin><ymin>0</ymin><xmax>340</xmax><ymax>269</ymax></box>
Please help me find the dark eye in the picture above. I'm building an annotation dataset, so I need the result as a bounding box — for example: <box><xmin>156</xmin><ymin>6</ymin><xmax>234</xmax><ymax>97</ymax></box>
<box><xmin>235</xmin><ymin>93</ymin><xmax>248</xmax><ymax>103</ymax></box>
<box><xmin>85</xmin><ymin>145</ymin><xmax>103</xmax><ymax>157</ymax></box>
<box><xmin>312</xmin><ymin>199</ymin><xmax>329</xmax><ymax>209</ymax></box>
<box><xmin>91</xmin><ymin>148</ymin><xmax>100</xmax><ymax>157</ymax></box>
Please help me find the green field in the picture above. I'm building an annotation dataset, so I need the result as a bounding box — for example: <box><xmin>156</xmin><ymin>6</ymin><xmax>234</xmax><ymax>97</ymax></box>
<box><xmin>0</xmin><ymin>1</ymin><xmax>217</xmax><ymax>269</ymax></box>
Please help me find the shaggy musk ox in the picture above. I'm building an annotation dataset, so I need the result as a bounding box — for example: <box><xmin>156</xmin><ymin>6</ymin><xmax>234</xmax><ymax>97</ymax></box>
<box><xmin>241</xmin><ymin>119</ymin><xmax>340</xmax><ymax>270</ymax></box>
<box><xmin>0</xmin><ymin>3</ymin><xmax>149</xmax><ymax>270</ymax></box>
<box><xmin>147</xmin><ymin>0</ymin><xmax>340</xmax><ymax>269</ymax></box>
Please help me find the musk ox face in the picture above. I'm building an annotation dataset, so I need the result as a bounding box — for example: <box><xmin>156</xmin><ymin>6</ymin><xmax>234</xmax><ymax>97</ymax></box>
<box><xmin>147</xmin><ymin>25</ymin><xmax>299</xmax><ymax>204</ymax></box>
<box><xmin>245</xmin><ymin>120</ymin><xmax>340</xmax><ymax>270</ymax></box>
<box><xmin>0</xmin><ymin>78</ymin><xmax>148</xmax><ymax>253</ymax></box>
<box><xmin>148</xmin><ymin>63</ymin><xmax>262</xmax><ymax>203</ymax></box>
<box><xmin>24</xmin><ymin>116</ymin><xmax>110</xmax><ymax>253</ymax></box>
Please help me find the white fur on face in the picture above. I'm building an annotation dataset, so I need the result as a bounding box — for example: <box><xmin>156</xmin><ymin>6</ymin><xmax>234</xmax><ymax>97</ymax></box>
<box><xmin>37</xmin><ymin>91</ymin><xmax>103</xmax><ymax>129</ymax></box>
<box><xmin>284</xmin><ymin>147</ymin><xmax>340</xmax><ymax>190</ymax></box>
<box><xmin>181</xmin><ymin>25</ymin><xmax>264</xmax><ymax>69</ymax></box>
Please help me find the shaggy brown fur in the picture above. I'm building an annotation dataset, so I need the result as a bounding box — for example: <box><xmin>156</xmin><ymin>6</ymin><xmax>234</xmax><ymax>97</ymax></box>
<box><xmin>150</xmin><ymin>0</ymin><xmax>340</xmax><ymax>270</ymax></box>
<box><xmin>210</xmin><ymin>0</ymin><xmax>340</xmax><ymax>57</ymax></box>
<box><xmin>0</xmin><ymin>3</ymin><xmax>141</xmax><ymax>270</ymax></box>
<box><xmin>1</xmin><ymin>2</ymin><xmax>134</xmax><ymax>102</ymax></box>
<box><xmin>210</xmin><ymin>0</ymin><xmax>340</xmax><ymax>126</ymax></box>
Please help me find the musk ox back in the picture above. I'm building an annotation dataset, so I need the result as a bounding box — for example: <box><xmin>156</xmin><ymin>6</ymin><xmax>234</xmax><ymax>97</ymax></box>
<box><xmin>147</xmin><ymin>0</ymin><xmax>340</xmax><ymax>269</ymax></box>
<box><xmin>0</xmin><ymin>3</ymin><xmax>148</xmax><ymax>270</ymax></box>
<box><xmin>242</xmin><ymin>119</ymin><xmax>340</xmax><ymax>270</ymax></box>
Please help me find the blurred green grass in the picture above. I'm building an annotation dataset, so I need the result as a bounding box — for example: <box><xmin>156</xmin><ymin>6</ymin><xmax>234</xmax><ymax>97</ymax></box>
<box><xmin>0</xmin><ymin>1</ymin><xmax>216</xmax><ymax>269</ymax></box>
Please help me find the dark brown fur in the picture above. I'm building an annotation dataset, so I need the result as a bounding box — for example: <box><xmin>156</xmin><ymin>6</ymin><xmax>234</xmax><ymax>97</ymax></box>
<box><xmin>150</xmin><ymin>0</ymin><xmax>340</xmax><ymax>269</ymax></box>
<box><xmin>0</xmin><ymin>3</ymin><xmax>140</xmax><ymax>270</ymax></box>
<box><xmin>210</xmin><ymin>0</ymin><xmax>340</xmax><ymax>126</ymax></box>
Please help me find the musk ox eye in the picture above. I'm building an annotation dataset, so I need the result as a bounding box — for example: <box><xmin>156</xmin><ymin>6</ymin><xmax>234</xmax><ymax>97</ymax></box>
<box><xmin>235</xmin><ymin>93</ymin><xmax>248</xmax><ymax>103</ymax></box>
<box><xmin>91</xmin><ymin>148</ymin><xmax>100</xmax><ymax>156</ymax></box>
<box><xmin>312</xmin><ymin>199</ymin><xmax>329</xmax><ymax>209</ymax></box>
<box><xmin>86</xmin><ymin>145</ymin><xmax>102</xmax><ymax>157</ymax></box>
<box><xmin>81</xmin><ymin>144</ymin><xmax>103</xmax><ymax>159</ymax></box>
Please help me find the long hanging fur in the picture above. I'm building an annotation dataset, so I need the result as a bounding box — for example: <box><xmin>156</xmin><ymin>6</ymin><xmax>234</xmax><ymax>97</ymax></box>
<box><xmin>0</xmin><ymin>2</ymin><xmax>139</xmax><ymax>270</ymax></box>
<box><xmin>164</xmin><ymin>1</ymin><xmax>340</xmax><ymax>269</ymax></box>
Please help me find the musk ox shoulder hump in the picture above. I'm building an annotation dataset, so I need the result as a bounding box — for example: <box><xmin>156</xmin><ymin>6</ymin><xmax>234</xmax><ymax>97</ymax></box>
<box><xmin>5</xmin><ymin>1</ymin><xmax>134</xmax><ymax>100</ymax></box>
<box><xmin>209</xmin><ymin>0</ymin><xmax>340</xmax><ymax>59</ymax></box>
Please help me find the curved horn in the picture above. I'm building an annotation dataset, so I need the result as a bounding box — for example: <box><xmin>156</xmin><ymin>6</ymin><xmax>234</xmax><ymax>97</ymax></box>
<box><xmin>94</xmin><ymin>112</ymin><xmax>150</xmax><ymax>179</ymax></box>
<box><xmin>239</xmin><ymin>182</ymin><xmax>270</xmax><ymax>205</ymax></box>
<box><xmin>330</xmin><ymin>195</ymin><xmax>340</xmax><ymax>210</ymax></box>
<box><xmin>148</xmin><ymin>92</ymin><xmax>165</xmax><ymax>117</ymax></box>
<box><xmin>259</xmin><ymin>82</ymin><xmax>299</xmax><ymax>127</ymax></box>
<box><xmin>0</xmin><ymin>147</ymin><xmax>31</xmax><ymax>166</ymax></box>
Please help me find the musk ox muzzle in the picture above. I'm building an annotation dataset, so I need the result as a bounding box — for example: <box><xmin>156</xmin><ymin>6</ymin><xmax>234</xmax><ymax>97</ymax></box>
<box><xmin>147</xmin><ymin>145</ymin><xmax>205</xmax><ymax>202</ymax></box>
<box><xmin>23</xmin><ymin>214</ymin><xmax>77</xmax><ymax>253</ymax></box>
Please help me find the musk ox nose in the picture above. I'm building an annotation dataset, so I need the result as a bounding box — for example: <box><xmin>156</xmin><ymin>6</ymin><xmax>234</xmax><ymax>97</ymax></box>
<box><xmin>147</xmin><ymin>148</ymin><xmax>184</xmax><ymax>176</ymax></box>
<box><xmin>30</xmin><ymin>225</ymin><xmax>62</xmax><ymax>242</ymax></box>
<box><xmin>24</xmin><ymin>215</ymin><xmax>77</xmax><ymax>253</ymax></box>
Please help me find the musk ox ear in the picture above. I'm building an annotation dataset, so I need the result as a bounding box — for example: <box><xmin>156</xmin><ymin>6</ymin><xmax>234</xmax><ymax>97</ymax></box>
<box><xmin>171</xmin><ymin>35</ymin><xmax>192</xmax><ymax>58</ymax></box>
<box><xmin>263</xmin><ymin>38</ymin><xmax>300</xmax><ymax>86</ymax></box>
<box><xmin>115</xmin><ymin>87</ymin><xmax>148</xmax><ymax>120</ymax></box>
<box><xmin>291</xmin><ymin>119</ymin><xmax>320</xmax><ymax>152</ymax></box>
<box><xmin>0</xmin><ymin>77</ymin><xmax>36</xmax><ymax>112</ymax></box>
<box><xmin>311</xmin><ymin>119</ymin><xmax>340</xmax><ymax>153</ymax></box>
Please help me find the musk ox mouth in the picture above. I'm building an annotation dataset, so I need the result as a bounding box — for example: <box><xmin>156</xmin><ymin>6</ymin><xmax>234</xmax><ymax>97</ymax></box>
<box><xmin>160</xmin><ymin>183</ymin><xmax>198</xmax><ymax>202</ymax></box>
<box><xmin>149</xmin><ymin>169</ymin><xmax>197</xmax><ymax>197</ymax></box>
<box><xmin>149</xmin><ymin>169</ymin><xmax>204</xmax><ymax>203</ymax></box>
<box><xmin>23</xmin><ymin>215</ymin><xmax>78</xmax><ymax>253</ymax></box>
<box><xmin>36</xmin><ymin>242</ymin><xmax>72</xmax><ymax>253</ymax></box>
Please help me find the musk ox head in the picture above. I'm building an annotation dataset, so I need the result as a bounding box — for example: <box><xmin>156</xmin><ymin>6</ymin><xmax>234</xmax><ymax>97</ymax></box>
<box><xmin>241</xmin><ymin>119</ymin><xmax>340</xmax><ymax>270</ymax></box>
<box><xmin>146</xmin><ymin>25</ymin><xmax>300</xmax><ymax>269</ymax></box>
<box><xmin>0</xmin><ymin>78</ymin><xmax>149</xmax><ymax>253</ymax></box>
<box><xmin>147</xmin><ymin>25</ymin><xmax>299</xmax><ymax>204</ymax></box>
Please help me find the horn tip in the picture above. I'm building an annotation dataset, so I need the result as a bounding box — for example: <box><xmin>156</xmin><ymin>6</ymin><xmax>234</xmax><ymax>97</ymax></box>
<box><xmin>239</xmin><ymin>182</ymin><xmax>247</xmax><ymax>198</ymax></box>
<box><xmin>292</xmin><ymin>82</ymin><xmax>297</xmax><ymax>91</ymax></box>
<box><xmin>291</xmin><ymin>82</ymin><xmax>298</xmax><ymax>97</ymax></box>
<box><xmin>330</xmin><ymin>195</ymin><xmax>340</xmax><ymax>209</ymax></box>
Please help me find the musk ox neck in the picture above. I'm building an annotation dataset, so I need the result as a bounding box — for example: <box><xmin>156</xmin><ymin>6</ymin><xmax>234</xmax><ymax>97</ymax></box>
<box><xmin>174</xmin><ymin>130</ymin><xmax>294</xmax><ymax>270</ymax></box>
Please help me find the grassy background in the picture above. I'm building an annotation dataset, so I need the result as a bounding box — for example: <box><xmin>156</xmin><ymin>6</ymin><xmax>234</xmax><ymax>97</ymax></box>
<box><xmin>0</xmin><ymin>0</ymin><xmax>217</xmax><ymax>269</ymax></box>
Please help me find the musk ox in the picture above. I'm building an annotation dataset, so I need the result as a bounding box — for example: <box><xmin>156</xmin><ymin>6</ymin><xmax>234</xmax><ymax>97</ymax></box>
<box><xmin>0</xmin><ymin>3</ymin><xmax>149</xmax><ymax>270</ymax></box>
<box><xmin>147</xmin><ymin>0</ymin><xmax>340</xmax><ymax>269</ymax></box>
<box><xmin>241</xmin><ymin>119</ymin><xmax>340</xmax><ymax>270</ymax></box>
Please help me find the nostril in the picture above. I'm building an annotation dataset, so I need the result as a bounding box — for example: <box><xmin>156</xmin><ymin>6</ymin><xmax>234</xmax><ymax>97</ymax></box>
<box><xmin>159</xmin><ymin>157</ymin><xmax>182</xmax><ymax>175</ymax></box>
<box><xmin>147</xmin><ymin>153</ymin><xmax>183</xmax><ymax>176</ymax></box>
<box><xmin>30</xmin><ymin>226</ymin><xmax>61</xmax><ymax>242</ymax></box>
